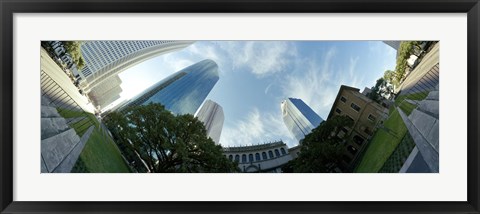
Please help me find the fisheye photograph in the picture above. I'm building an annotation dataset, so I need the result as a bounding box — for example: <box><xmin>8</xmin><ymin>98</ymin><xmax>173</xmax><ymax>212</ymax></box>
<box><xmin>40</xmin><ymin>40</ymin><xmax>439</xmax><ymax>173</ymax></box>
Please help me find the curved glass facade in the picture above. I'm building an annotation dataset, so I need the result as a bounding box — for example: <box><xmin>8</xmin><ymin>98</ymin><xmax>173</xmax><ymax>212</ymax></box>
<box><xmin>281</xmin><ymin>98</ymin><xmax>324</xmax><ymax>142</ymax></box>
<box><xmin>123</xmin><ymin>59</ymin><xmax>219</xmax><ymax>116</ymax></box>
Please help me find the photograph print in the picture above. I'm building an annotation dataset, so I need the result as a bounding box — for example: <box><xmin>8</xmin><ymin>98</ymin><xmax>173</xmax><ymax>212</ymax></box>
<box><xmin>40</xmin><ymin>40</ymin><xmax>439</xmax><ymax>173</ymax></box>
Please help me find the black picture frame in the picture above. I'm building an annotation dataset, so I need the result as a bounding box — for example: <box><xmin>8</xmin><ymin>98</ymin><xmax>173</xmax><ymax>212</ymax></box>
<box><xmin>1</xmin><ymin>0</ymin><xmax>479</xmax><ymax>213</ymax></box>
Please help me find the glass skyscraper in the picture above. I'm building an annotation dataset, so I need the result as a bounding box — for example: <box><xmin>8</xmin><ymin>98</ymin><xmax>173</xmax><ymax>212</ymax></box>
<box><xmin>281</xmin><ymin>98</ymin><xmax>324</xmax><ymax>142</ymax></box>
<box><xmin>78</xmin><ymin>40</ymin><xmax>193</xmax><ymax>110</ymax></box>
<box><xmin>121</xmin><ymin>59</ymin><xmax>219</xmax><ymax>115</ymax></box>
<box><xmin>195</xmin><ymin>100</ymin><xmax>224</xmax><ymax>145</ymax></box>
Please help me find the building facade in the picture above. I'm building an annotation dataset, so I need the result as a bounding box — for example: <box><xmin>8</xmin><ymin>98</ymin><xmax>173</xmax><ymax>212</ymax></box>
<box><xmin>91</xmin><ymin>85</ymin><xmax>122</xmax><ymax>110</ymax></box>
<box><xmin>223</xmin><ymin>141</ymin><xmax>293</xmax><ymax>173</ymax></box>
<box><xmin>87</xmin><ymin>74</ymin><xmax>123</xmax><ymax>109</ymax></box>
<box><xmin>195</xmin><ymin>100</ymin><xmax>224</xmax><ymax>145</ymax></box>
<box><xmin>78</xmin><ymin>40</ymin><xmax>193</xmax><ymax>93</ymax></box>
<box><xmin>327</xmin><ymin>85</ymin><xmax>389</xmax><ymax>169</ymax></box>
<box><xmin>281</xmin><ymin>98</ymin><xmax>324</xmax><ymax>142</ymax></box>
<box><xmin>96</xmin><ymin>94</ymin><xmax>121</xmax><ymax>111</ymax></box>
<box><xmin>383</xmin><ymin>41</ymin><xmax>401</xmax><ymax>51</ymax></box>
<box><xmin>119</xmin><ymin>59</ymin><xmax>220</xmax><ymax>116</ymax></box>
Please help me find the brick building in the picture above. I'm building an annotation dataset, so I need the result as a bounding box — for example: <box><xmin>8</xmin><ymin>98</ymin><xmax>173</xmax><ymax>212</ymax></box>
<box><xmin>327</xmin><ymin>85</ymin><xmax>389</xmax><ymax>169</ymax></box>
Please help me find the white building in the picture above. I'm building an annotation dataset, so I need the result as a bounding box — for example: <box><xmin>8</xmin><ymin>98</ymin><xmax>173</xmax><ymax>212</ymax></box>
<box><xmin>361</xmin><ymin>87</ymin><xmax>372</xmax><ymax>96</ymax></box>
<box><xmin>78</xmin><ymin>40</ymin><xmax>194</xmax><ymax>93</ymax></box>
<box><xmin>90</xmin><ymin>85</ymin><xmax>123</xmax><ymax>110</ymax></box>
<box><xmin>195</xmin><ymin>100</ymin><xmax>224</xmax><ymax>145</ymax></box>
<box><xmin>87</xmin><ymin>74</ymin><xmax>123</xmax><ymax>110</ymax></box>
<box><xmin>96</xmin><ymin>94</ymin><xmax>122</xmax><ymax>110</ymax></box>
<box><xmin>223</xmin><ymin>141</ymin><xmax>293</xmax><ymax>173</ymax></box>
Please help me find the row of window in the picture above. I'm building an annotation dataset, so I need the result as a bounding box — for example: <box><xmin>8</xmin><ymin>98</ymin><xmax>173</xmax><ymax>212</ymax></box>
<box><xmin>340</xmin><ymin>96</ymin><xmax>362</xmax><ymax>112</ymax></box>
<box><xmin>336</xmin><ymin>106</ymin><xmax>377</xmax><ymax>122</ymax></box>
<box><xmin>339</xmin><ymin>96</ymin><xmax>378</xmax><ymax>122</ymax></box>
<box><xmin>87</xmin><ymin>45</ymin><xmax>148</xmax><ymax>82</ymax></box>
<box><xmin>86</xmin><ymin>42</ymin><xmax>180</xmax><ymax>87</ymax></box>
<box><xmin>227</xmin><ymin>148</ymin><xmax>287</xmax><ymax>163</ymax></box>
<box><xmin>82</xmin><ymin>41</ymin><xmax>169</xmax><ymax>74</ymax></box>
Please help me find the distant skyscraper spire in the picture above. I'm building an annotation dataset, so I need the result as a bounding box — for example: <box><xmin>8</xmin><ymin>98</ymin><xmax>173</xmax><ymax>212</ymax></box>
<box><xmin>195</xmin><ymin>100</ymin><xmax>224</xmax><ymax>145</ymax></box>
<box><xmin>281</xmin><ymin>98</ymin><xmax>323</xmax><ymax>141</ymax></box>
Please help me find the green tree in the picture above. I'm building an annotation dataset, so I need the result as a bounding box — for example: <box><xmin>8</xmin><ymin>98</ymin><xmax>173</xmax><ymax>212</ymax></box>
<box><xmin>367</xmin><ymin>85</ymin><xmax>381</xmax><ymax>103</ymax></box>
<box><xmin>383</xmin><ymin>69</ymin><xmax>398</xmax><ymax>88</ymax></box>
<box><xmin>367</xmin><ymin>77</ymin><xmax>395</xmax><ymax>102</ymax></box>
<box><xmin>393</xmin><ymin>41</ymin><xmax>420</xmax><ymax>84</ymax></box>
<box><xmin>77</xmin><ymin>56</ymin><xmax>85</xmax><ymax>69</ymax></box>
<box><xmin>283</xmin><ymin>116</ymin><xmax>354</xmax><ymax>173</ymax></box>
<box><xmin>62</xmin><ymin>41</ymin><xmax>85</xmax><ymax>69</ymax></box>
<box><xmin>103</xmin><ymin>103</ymin><xmax>239</xmax><ymax>173</ymax></box>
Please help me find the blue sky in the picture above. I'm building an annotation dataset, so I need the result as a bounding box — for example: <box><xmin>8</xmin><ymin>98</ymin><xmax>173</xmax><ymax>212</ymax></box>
<box><xmin>113</xmin><ymin>41</ymin><xmax>396</xmax><ymax>148</ymax></box>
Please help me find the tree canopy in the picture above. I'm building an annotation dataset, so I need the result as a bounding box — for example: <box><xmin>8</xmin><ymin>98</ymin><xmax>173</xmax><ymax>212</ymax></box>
<box><xmin>103</xmin><ymin>103</ymin><xmax>239</xmax><ymax>173</ymax></box>
<box><xmin>282</xmin><ymin>115</ymin><xmax>354</xmax><ymax>173</ymax></box>
<box><xmin>367</xmin><ymin>76</ymin><xmax>395</xmax><ymax>103</ymax></box>
<box><xmin>62</xmin><ymin>41</ymin><xmax>85</xmax><ymax>69</ymax></box>
<box><xmin>393</xmin><ymin>41</ymin><xmax>420</xmax><ymax>85</ymax></box>
<box><xmin>383</xmin><ymin>69</ymin><xmax>398</xmax><ymax>88</ymax></box>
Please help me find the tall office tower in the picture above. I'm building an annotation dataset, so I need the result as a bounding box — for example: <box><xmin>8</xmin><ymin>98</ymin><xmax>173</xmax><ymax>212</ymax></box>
<box><xmin>121</xmin><ymin>59</ymin><xmax>219</xmax><ymax>115</ymax></box>
<box><xmin>281</xmin><ymin>98</ymin><xmax>324</xmax><ymax>142</ymax></box>
<box><xmin>195</xmin><ymin>100</ymin><xmax>224</xmax><ymax>145</ymax></box>
<box><xmin>78</xmin><ymin>40</ymin><xmax>194</xmax><ymax>93</ymax></box>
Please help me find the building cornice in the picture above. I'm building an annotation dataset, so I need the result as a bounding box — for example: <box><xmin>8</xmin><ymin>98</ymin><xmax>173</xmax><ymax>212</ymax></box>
<box><xmin>222</xmin><ymin>141</ymin><xmax>286</xmax><ymax>153</ymax></box>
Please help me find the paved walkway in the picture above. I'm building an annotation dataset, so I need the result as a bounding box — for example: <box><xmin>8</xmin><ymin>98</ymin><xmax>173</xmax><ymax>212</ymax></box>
<box><xmin>41</xmin><ymin>96</ymin><xmax>94</xmax><ymax>173</ymax></box>
<box><xmin>52</xmin><ymin>125</ymin><xmax>94</xmax><ymax>173</ymax></box>
<box><xmin>399</xmin><ymin>147</ymin><xmax>431</xmax><ymax>173</ymax></box>
<box><xmin>397</xmin><ymin>43</ymin><xmax>439</xmax><ymax>94</ymax></box>
<box><xmin>397</xmin><ymin>89</ymin><xmax>439</xmax><ymax>173</ymax></box>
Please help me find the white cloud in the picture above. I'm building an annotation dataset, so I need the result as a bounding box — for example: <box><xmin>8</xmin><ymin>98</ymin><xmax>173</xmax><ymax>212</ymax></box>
<box><xmin>264</xmin><ymin>82</ymin><xmax>274</xmax><ymax>95</ymax></box>
<box><xmin>281</xmin><ymin>47</ymin><xmax>337</xmax><ymax>118</ymax></box>
<box><xmin>219</xmin><ymin>108</ymin><xmax>297</xmax><ymax>148</ymax></box>
<box><xmin>237</xmin><ymin>41</ymin><xmax>295</xmax><ymax>77</ymax></box>
<box><xmin>337</xmin><ymin>56</ymin><xmax>363</xmax><ymax>89</ymax></box>
<box><xmin>188</xmin><ymin>43</ymin><xmax>223</xmax><ymax>66</ymax></box>
<box><xmin>189</xmin><ymin>41</ymin><xmax>296</xmax><ymax>78</ymax></box>
<box><xmin>157</xmin><ymin>41</ymin><xmax>298</xmax><ymax>79</ymax></box>
<box><xmin>349</xmin><ymin>57</ymin><xmax>359</xmax><ymax>77</ymax></box>
<box><xmin>280</xmin><ymin>47</ymin><xmax>364</xmax><ymax>119</ymax></box>
<box><xmin>162</xmin><ymin>55</ymin><xmax>195</xmax><ymax>71</ymax></box>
